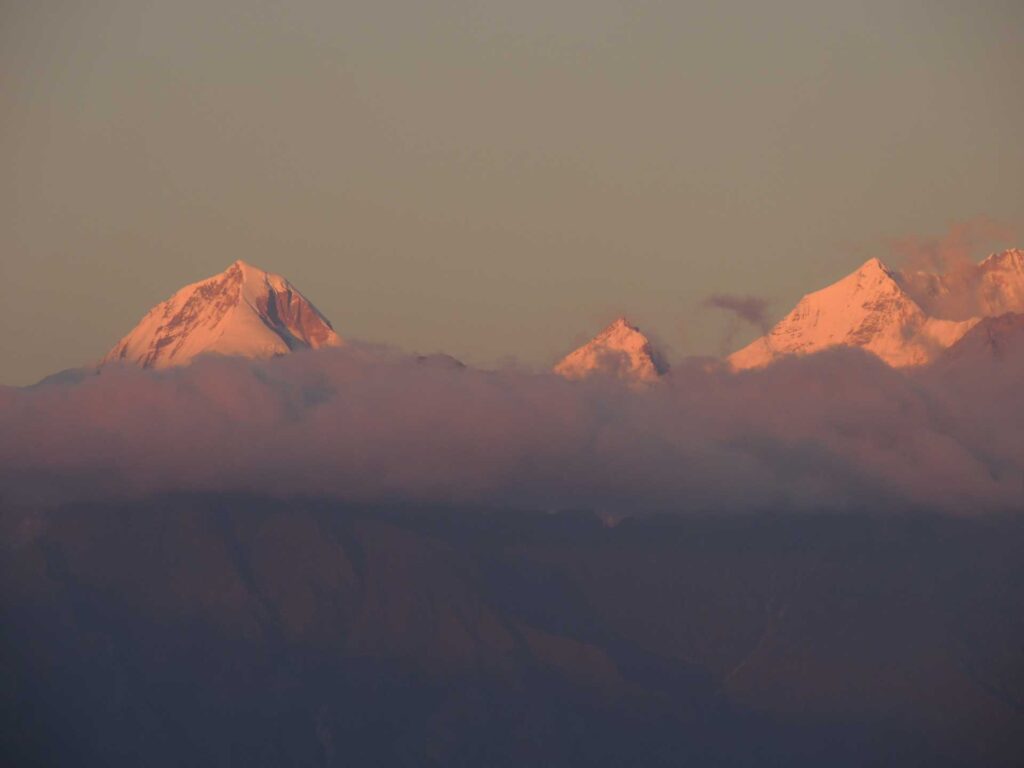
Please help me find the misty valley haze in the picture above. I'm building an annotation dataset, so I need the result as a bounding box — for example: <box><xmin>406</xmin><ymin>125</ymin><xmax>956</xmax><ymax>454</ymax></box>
<box><xmin>1</xmin><ymin>338</ymin><xmax>1022</xmax><ymax>515</ymax></box>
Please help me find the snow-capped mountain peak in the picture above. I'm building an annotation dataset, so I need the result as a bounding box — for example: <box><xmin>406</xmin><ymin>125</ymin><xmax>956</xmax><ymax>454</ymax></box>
<box><xmin>555</xmin><ymin>317</ymin><xmax>668</xmax><ymax>382</ymax></box>
<box><xmin>728</xmin><ymin>257</ymin><xmax>978</xmax><ymax>370</ymax></box>
<box><xmin>102</xmin><ymin>261</ymin><xmax>343</xmax><ymax>369</ymax></box>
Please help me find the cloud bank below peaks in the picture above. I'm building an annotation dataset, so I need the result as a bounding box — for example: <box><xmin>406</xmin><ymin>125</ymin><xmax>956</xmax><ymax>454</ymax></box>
<box><xmin>1</xmin><ymin>344</ymin><xmax>1023</xmax><ymax>514</ymax></box>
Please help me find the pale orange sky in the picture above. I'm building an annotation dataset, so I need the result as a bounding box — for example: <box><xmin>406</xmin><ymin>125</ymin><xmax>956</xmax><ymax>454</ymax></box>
<box><xmin>1</xmin><ymin>0</ymin><xmax>1022</xmax><ymax>385</ymax></box>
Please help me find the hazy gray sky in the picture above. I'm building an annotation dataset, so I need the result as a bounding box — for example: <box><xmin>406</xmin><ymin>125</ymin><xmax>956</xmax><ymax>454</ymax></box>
<box><xmin>2</xmin><ymin>0</ymin><xmax>1022</xmax><ymax>384</ymax></box>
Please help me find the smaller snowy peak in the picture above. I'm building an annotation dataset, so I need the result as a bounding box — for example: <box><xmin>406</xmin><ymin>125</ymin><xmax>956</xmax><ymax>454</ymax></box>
<box><xmin>555</xmin><ymin>317</ymin><xmax>668</xmax><ymax>383</ymax></box>
<box><xmin>975</xmin><ymin>248</ymin><xmax>1024</xmax><ymax>317</ymax></box>
<box><xmin>980</xmin><ymin>248</ymin><xmax>1024</xmax><ymax>271</ymax></box>
<box><xmin>939</xmin><ymin>312</ymin><xmax>1024</xmax><ymax>365</ymax></box>
<box><xmin>898</xmin><ymin>248</ymin><xmax>1024</xmax><ymax>321</ymax></box>
<box><xmin>103</xmin><ymin>261</ymin><xmax>342</xmax><ymax>369</ymax></box>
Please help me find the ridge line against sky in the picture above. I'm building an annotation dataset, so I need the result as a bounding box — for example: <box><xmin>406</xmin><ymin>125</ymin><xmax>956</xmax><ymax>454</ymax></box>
<box><xmin>15</xmin><ymin>238</ymin><xmax>1024</xmax><ymax>385</ymax></box>
<box><xmin>1</xmin><ymin>0</ymin><xmax>1022</xmax><ymax>385</ymax></box>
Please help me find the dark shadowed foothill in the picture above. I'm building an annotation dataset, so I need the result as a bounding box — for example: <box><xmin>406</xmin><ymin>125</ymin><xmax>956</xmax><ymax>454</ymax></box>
<box><xmin>2</xmin><ymin>497</ymin><xmax>1023</xmax><ymax>767</ymax></box>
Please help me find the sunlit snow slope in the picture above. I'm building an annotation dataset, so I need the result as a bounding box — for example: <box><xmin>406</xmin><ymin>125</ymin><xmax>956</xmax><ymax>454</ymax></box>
<box><xmin>103</xmin><ymin>261</ymin><xmax>342</xmax><ymax>369</ymax></box>
<box><xmin>726</xmin><ymin>253</ymin><xmax>1024</xmax><ymax>370</ymax></box>
<box><xmin>555</xmin><ymin>317</ymin><xmax>668</xmax><ymax>382</ymax></box>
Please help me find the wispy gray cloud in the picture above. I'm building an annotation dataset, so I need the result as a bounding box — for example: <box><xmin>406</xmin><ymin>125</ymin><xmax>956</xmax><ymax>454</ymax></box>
<box><xmin>704</xmin><ymin>293</ymin><xmax>773</xmax><ymax>354</ymax></box>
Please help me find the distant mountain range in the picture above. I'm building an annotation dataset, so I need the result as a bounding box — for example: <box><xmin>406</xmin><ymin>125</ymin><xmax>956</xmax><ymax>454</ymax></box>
<box><xmin>83</xmin><ymin>249</ymin><xmax>1024</xmax><ymax>383</ymax></box>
